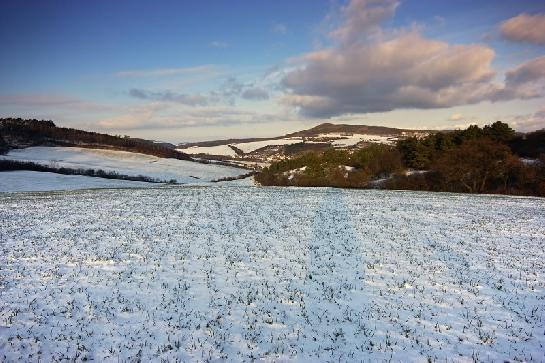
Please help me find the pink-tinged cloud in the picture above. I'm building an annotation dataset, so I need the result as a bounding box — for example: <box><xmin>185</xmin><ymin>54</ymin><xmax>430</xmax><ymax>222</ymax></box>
<box><xmin>501</xmin><ymin>13</ymin><xmax>545</xmax><ymax>45</ymax></box>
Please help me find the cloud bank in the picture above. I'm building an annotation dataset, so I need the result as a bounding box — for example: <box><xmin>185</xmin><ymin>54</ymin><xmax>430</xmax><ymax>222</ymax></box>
<box><xmin>281</xmin><ymin>0</ymin><xmax>545</xmax><ymax>118</ymax></box>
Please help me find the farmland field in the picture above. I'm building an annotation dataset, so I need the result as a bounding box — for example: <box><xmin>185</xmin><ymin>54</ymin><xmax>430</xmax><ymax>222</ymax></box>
<box><xmin>0</xmin><ymin>171</ymin><xmax>154</xmax><ymax>192</ymax></box>
<box><xmin>1</xmin><ymin>186</ymin><xmax>544</xmax><ymax>362</ymax></box>
<box><xmin>0</xmin><ymin>147</ymin><xmax>247</xmax><ymax>183</ymax></box>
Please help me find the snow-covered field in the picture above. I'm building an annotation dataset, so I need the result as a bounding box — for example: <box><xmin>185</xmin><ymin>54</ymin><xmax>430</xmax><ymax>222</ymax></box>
<box><xmin>0</xmin><ymin>147</ymin><xmax>247</xmax><ymax>183</ymax></box>
<box><xmin>315</xmin><ymin>133</ymin><xmax>396</xmax><ymax>147</ymax></box>
<box><xmin>0</xmin><ymin>171</ymin><xmax>153</xmax><ymax>192</ymax></box>
<box><xmin>1</xmin><ymin>187</ymin><xmax>544</xmax><ymax>362</ymax></box>
<box><xmin>178</xmin><ymin>138</ymin><xmax>305</xmax><ymax>156</ymax></box>
<box><xmin>232</xmin><ymin>138</ymin><xmax>303</xmax><ymax>153</ymax></box>
<box><xmin>177</xmin><ymin>145</ymin><xmax>237</xmax><ymax>157</ymax></box>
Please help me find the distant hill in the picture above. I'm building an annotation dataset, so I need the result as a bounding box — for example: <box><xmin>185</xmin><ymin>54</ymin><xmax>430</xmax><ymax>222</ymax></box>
<box><xmin>286</xmin><ymin>123</ymin><xmax>414</xmax><ymax>137</ymax></box>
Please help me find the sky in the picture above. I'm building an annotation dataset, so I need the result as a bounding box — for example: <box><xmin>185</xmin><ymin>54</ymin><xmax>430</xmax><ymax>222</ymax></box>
<box><xmin>1</xmin><ymin>0</ymin><xmax>545</xmax><ymax>143</ymax></box>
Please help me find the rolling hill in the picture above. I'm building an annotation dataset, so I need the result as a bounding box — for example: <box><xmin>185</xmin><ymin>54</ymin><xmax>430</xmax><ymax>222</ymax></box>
<box><xmin>0</xmin><ymin>118</ymin><xmax>191</xmax><ymax>161</ymax></box>
<box><xmin>0</xmin><ymin>118</ymin><xmax>251</xmax><ymax>191</ymax></box>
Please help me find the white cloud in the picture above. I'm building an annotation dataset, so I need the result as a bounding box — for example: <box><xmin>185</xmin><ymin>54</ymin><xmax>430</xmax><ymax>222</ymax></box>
<box><xmin>241</xmin><ymin>87</ymin><xmax>269</xmax><ymax>100</ymax></box>
<box><xmin>114</xmin><ymin>65</ymin><xmax>222</xmax><ymax>78</ymax></box>
<box><xmin>434</xmin><ymin>16</ymin><xmax>445</xmax><ymax>27</ymax></box>
<box><xmin>448</xmin><ymin>113</ymin><xmax>464</xmax><ymax>121</ymax></box>
<box><xmin>452</xmin><ymin>122</ymin><xmax>479</xmax><ymax>130</ymax></box>
<box><xmin>509</xmin><ymin>108</ymin><xmax>545</xmax><ymax>132</ymax></box>
<box><xmin>501</xmin><ymin>13</ymin><xmax>545</xmax><ymax>45</ymax></box>
<box><xmin>210</xmin><ymin>41</ymin><xmax>229</xmax><ymax>48</ymax></box>
<box><xmin>96</xmin><ymin>104</ymin><xmax>166</xmax><ymax>130</ymax></box>
<box><xmin>0</xmin><ymin>94</ymin><xmax>114</xmax><ymax>113</ymax></box>
<box><xmin>95</xmin><ymin>104</ymin><xmax>295</xmax><ymax>131</ymax></box>
<box><xmin>272</xmin><ymin>22</ymin><xmax>288</xmax><ymax>35</ymax></box>
<box><xmin>129</xmin><ymin>89</ymin><xmax>209</xmax><ymax>106</ymax></box>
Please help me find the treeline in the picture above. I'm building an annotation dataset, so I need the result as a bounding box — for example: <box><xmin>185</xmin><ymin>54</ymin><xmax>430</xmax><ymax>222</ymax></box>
<box><xmin>0</xmin><ymin>137</ymin><xmax>8</xmax><ymax>154</ymax></box>
<box><xmin>256</xmin><ymin>122</ymin><xmax>545</xmax><ymax>197</ymax></box>
<box><xmin>397</xmin><ymin>122</ymin><xmax>541</xmax><ymax>169</ymax></box>
<box><xmin>0</xmin><ymin>118</ymin><xmax>191</xmax><ymax>160</ymax></box>
<box><xmin>256</xmin><ymin>144</ymin><xmax>402</xmax><ymax>188</ymax></box>
<box><xmin>0</xmin><ymin>159</ymin><xmax>173</xmax><ymax>184</ymax></box>
<box><xmin>211</xmin><ymin>171</ymin><xmax>256</xmax><ymax>183</ymax></box>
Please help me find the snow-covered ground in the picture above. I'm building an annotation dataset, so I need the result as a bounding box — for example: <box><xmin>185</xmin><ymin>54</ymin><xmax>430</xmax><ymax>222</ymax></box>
<box><xmin>0</xmin><ymin>171</ymin><xmax>154</xmax><ymax>192</ymax></box>
<box><xmin>176</xmin><ymin>145</ymin><xmax>237</xmax><ymax>157</ymax></box>
<box><xmin>179</xmin><ymin>138</ymin><xmax>305</xmax><ymax>156</ymax></box>
<box><xmin>233</xmin><ymin>138</ymin><xmax>303</xmax><ymax>153</ymax></box>
<box><xmin>0</xmin><ymin>147</ymin><xmax>247</xmax><ymax>183</ymax></box>
<box><xmin>315</xmin><ymin>133</ymin><xmax>396</xmax><ymax>147</ymax></box>
<box><xmin>283</xmin><ymin>166</ymin><xmax>308</xmax><ymax>180</ymax></box>
<box><xmin>1</xmin><ymin>187</ymin><xmax>544</xmax><ymax>362</ymax></box>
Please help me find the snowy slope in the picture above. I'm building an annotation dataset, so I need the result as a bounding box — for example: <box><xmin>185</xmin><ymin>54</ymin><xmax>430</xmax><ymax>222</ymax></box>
<box><xmin>1</xmin><ymin>187</ymin><xmax>544</xmax><ymax>362</ymax></box>
<box><xmin>0</xmin><ymin>171</ymin><xmax>153</xmax><ymax>192</ymax></box>
<box><xmin>0</xmin><ymin>146</ymin><xmax>247</xmax><ymax>183</ymax></box>
<box><xmin>178</xmin><ymin>138</ymin><xmax>305</xmax><ymax>156</ymax></box>
<box><xmin>176</xmin><ymin>144</ymin><xmax>237</xmax><ymax>157</ymax></box>
<box><xmin>233</xmin><ymin>138</ymin><xmax>303</xmax><ymax>153</ymax></box>
<box><xmin>321</xmin><ymin>133</ymin><xmax>396</xmax><ymax>146</ymax></box>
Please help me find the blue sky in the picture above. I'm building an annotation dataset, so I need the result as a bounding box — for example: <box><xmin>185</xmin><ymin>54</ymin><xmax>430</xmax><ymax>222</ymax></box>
<box><xmin>1</xmin><ymin>0</ymin><xmax>544</xmax><ymax>142</ymax></box>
